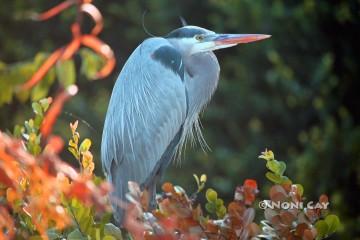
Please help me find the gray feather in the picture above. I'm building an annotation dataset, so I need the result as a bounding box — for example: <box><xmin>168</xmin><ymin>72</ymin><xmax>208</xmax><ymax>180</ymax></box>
<box><xmin>101</xmin><ymin>38</ymin><xmax>187</xmax><ymax>223</ymax></box>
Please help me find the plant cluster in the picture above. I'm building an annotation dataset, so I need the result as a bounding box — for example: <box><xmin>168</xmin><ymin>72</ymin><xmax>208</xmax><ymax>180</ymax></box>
<box><xmin>0</xmin><ymin>98</ymin><xmax>111</xmax><ymax>239</ymax></box>
<box><xmin>118</xmin><ymin>150</ymin><xmax>340</xmax><ymax>240</ymax></box>
<box><xmin>0</xmin><ymin>98</ymin><xmax>341</xmax><ymax>240</ymax></box>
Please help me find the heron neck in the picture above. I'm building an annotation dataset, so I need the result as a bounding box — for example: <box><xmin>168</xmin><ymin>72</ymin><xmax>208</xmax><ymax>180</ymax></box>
<box><xmin>184</xmin><ymin>52</ymin><xmax>220</xmax><ymax>117</ymax></box>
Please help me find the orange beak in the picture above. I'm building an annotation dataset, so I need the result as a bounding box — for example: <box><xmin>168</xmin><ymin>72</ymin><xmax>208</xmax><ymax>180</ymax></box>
<box><xmin>214</xmin><ymin>34</ymin><xmax>271</xmax><ymax>45</ymax></box>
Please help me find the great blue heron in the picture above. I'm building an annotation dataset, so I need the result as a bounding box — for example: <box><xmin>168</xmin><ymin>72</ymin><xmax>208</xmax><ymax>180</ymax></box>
<box><xmin>101</xmin><ymin>25</ymin><xmax>270</xmax><ymax>223</ymax></box>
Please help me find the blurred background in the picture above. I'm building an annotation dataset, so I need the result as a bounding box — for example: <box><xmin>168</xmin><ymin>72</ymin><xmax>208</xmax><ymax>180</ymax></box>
<box><xmin>0</xmin><ymin>0</ymin><xmax>359</xmax><ymax>238</ymax></box>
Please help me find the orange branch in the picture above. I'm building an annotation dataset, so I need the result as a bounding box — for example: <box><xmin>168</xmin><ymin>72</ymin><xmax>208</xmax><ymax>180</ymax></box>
<box><xmin>61</xmin><ymin>39</ymin><xmax>81</xmax><ymax>60</ymax></box>
<box><xmin>20</xmin><ymin>48</ymin><xmax>64</xmax><ymax>90</ymax></box>
<box><xmin>81</xmin><ymin>35</ymin><xmax>115</xmax><ymax>78</ymax></box>
<box><xmin>33</xmin><ymin>0</ymin><xmax>79</xmax><ymax>21</ymax></box>
<box><xmin>80</xmin><ymin>3</ymin><xmax>103</xmax><ymax>36</ymax></box>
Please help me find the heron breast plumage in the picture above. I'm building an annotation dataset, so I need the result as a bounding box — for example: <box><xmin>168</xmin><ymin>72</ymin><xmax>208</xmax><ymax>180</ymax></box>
<box><xmin>101</xmin><ymin>36</ymin><xmax>220</xmax><ymax>223</ymax></box>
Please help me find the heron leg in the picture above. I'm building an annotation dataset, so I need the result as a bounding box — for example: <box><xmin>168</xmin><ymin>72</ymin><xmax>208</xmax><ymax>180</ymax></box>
<box><xmin>142</xmin><ymin>126</ymin><xmax>184</xmax><ymax>209</ymax></box>
<box><xmin>142</xmin><ymin>173</ymin><xmax>160</xmax><ymax>209</ymax></box>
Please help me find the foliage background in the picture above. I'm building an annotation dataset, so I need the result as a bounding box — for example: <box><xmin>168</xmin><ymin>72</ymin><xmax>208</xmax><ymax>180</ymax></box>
<box><xmin>0</xmin><ymin>0</ymin><xmax>359</xmax><ymax>238</ymax></box>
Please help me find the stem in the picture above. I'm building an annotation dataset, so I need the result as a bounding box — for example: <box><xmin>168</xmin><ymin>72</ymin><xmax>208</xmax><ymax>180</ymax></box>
<box><xmin>66</xmin><ymin>200</ymin><xmax>85</xmax><ymax>236</ymax></box>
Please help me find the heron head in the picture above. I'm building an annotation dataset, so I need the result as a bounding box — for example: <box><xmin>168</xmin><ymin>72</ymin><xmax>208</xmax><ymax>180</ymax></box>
<box><xmin>165</xmin><ymin>26</ymin><xmax>270</xmax><ymax>56</ymax></box>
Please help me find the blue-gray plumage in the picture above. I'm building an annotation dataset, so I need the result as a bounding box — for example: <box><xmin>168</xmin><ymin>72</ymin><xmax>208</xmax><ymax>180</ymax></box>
<box><xmin>101</xmin><ymin>25</ymin><xmax>270</xmax><ymax>223</ymax></box>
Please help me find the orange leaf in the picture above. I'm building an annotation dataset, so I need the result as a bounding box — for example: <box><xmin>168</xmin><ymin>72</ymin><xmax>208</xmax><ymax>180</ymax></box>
<box><xmin>20</xmin><ymin>48</ymin><xmax>64</xmax><ymax>90</ymax></box>
<box><xmin>6</xmin><ymin>188</ymin><xmax>19</xmax><ymax>203</ymax></box>
<box><xmin>80</xmin><ymin>3</ymin><xmax>103</xmax><ymax>36</ymax></box>
<box><xmin>40</xmin><ymin>85</ymin><xmax>78</xmax><ymax>138</ymax></box>
<box><xmin>162</xmin><ymin>182</ymin><xmax>174</xmax><ymax>193</ymax></box>
<box><xmin>319</xmin><ymin>194</ymin><xmax>328</xmax><ymax>204</ymax></box>
<box><xmin>0</xmin><ymin>206</ymin><xmax>15</xmax><ymax>239</ymax></box>
<box><xmin>44</xmin><ymin>135</ymin><xmax>64</xmax><ymax>154</ymax></box>
<box><xmin>303</xmin><ymin>229</ymin><xmax>316</xmax><ymax>240</ymax></box>
<box><xmin>33</xmin><ymin>0</ymin><xmax>78</xmax><ymax>21</ymax></box>
<box><xmin>0</xmin><ymin>149</ymin><xmax>23</xmax><ymax>187</ymax></box>
<box><xmin>244</xmin><ymin>179</ymin><xmax>258</xmax><ymax>190</ymax></box>
<box><xmin>81</xmin><ymin>35</ymin><xmax>116</xmax><ymax>78</ymax></box>
<box><xmin>0</xmin><ymin>169</ymin><xmax>14</xmax><ymax>188</ymax></box>
<box><xmin>68</xmin><ymin>181</ymin><xmax>91</xmax><ymax>202</ymax></box>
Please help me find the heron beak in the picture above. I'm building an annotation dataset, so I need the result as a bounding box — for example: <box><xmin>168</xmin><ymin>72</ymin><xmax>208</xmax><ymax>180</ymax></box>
<box><xmin>214</xmin><ymin>34</ymin><xmax>271</xmax><ymax>46</ymax></box>
<box><xmin>190</xmin><ymin>33</ymin><xmax>271</xmax><ymax>54</ymax></box>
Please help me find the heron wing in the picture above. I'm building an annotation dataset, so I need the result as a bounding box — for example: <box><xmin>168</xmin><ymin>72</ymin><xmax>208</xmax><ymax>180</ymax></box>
<box><xmin>101</xmin><ymin>38</ymin><xmax>187</xmax><ymax>221</ymax></box>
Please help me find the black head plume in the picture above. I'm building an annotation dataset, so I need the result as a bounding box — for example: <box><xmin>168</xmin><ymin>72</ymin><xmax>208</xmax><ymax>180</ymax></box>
<box><xmin>179</xmin><ymin>16</ymin><xmax>188</xmax><ymax>26</ymax></box>
<box><xmin>142</xmin><ymin>10</ymin><xmax>157</xmax><ymax>37</ymax></box>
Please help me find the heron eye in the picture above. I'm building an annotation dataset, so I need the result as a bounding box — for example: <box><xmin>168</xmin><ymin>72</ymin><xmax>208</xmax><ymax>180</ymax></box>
<box><xmin>195</xmin><ymin>34</ymin><xmax>205</xmax><ymax>41</ymax></box>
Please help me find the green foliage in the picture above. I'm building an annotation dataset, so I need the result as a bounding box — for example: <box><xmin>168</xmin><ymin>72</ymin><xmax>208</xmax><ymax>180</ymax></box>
<box><xmin>193</xmin><ymin>173</ymin><xmax>207</xmax><ymax>193</ymax></box>
<box><xmin>260</xmin><ymin>149</ymin><xmax>290</xmax><ymax>184</ymax></box>
<box><xmin>1</xmin><ymin>98</ymin><xmax>117</xmax><ymax>239</ymax></box>
<box><xmin>315</xmin><ymin>215</ymin><xmax>341</xmax><ymax>239</ymax></box>
<box><xmin>0</xmin><ymin>60</ymin><xmax>34</xmax><ymax>105</ymax></box>
<box><xmin>205</xmin><ymin>188</ymin><xmax>227</xmax><ymax>219</ymax></box>
<box><xmin>13</xmin><ymin>97</ymin><xmax>51</xmax><ymax>155</ymax></box>
<box><xmin>259</xmin><ymin>149</ymin><xmax>341</xmax><ymax>239</ymax></box>
<box><xmin>0</xmin><ymin>48</ymin><xmax>105</xmax><ymax>107</ymax></box>
<box><xmin>66</xmin><ymin>199</ymin><xmax>119</xmax><ymax>240</ymax></box>
<box><xmin>56</xmin><ymin>59</ymin><xmax>76</xmax><ymax>87</ymax></box>
<box><xmin>79</xmin><ymin>48</ymin><xmax>105</xmax><ymax>80</ymax></box>
<box><xmin>79</xmin><ymin>138</ymin><xmax>92</xmax><ymax>153</ymax></box>
<box><xmin>31</xmin><ymin>53</ymin><xmax>56</xmax><ymax>101</ymax></box>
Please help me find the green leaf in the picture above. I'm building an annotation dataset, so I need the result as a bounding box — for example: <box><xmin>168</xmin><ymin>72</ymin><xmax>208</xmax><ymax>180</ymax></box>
<box><xmin>56</xmin><ymin>59</ymin><xmax>76</xmax><ymax>87</ymax></box>
<box><xmin>29</xmin><ymin>236</ymin><xmax>43</xmax><ymax>240</ymax></box>
<box><xmin>39</xmin><ymin>97</ymin><xmax>51</xmax><ymax>112</ymax></box>
<box><xmin>205</xmin><ymin>188</ymin><xmax>218</xmax><ymax>202</ymax></box>
<box><xmin>295</xmin><ymin>184</ymin><xmax>304</xmax><ymax>196</ymax></box>
<box><xmin>104</xmin><ymin>223</ymin><xmax>123</xmax><ymax>240</ymax></box>
<box><xmin>280</xmin><ymin>176</ymin><xmax>291</xmax><ymax>184</ymax></box>
<box><xmin>13</xmin><ymin>125</ymin><xmax>24</xmax><ymax>138</ymax></box>
<box><xmin>103</xmin><ymin>236</ymin><xmax>117</xmax><ymax>240</ymax></box>
<box><xmin>0</xmin><ymin>60</ymin><xmax>34</xmax><ymax>106</ymax></box>
<box><xmin>79</xmin><ymin>138</ymin><xmax>92</xmax><ymax>153</ymax></box>
<box><xmin>67</xmin><ymin>229</ymin><xmax>87</xmax><ymax>240</ymax></box>
<box><xmin>325</xmin><ymin>214</ymin><xmax>340</xmax><ymax>234</ymax></box>
<box><xmin>32</xmin><ymin>102</ymin><xmax>43</xmax><ymax>116</ymax></box>
<box><xmin>68</xmin><ymin>198</ymin><xmax>98</xmax><ymax>238</ymax></box>
<box><xmin>15</xmin><ymin>89</ymin><xmax>30</xmax><ymax>103</ymax></box>
<box><xmin>193</xmin><ymin>174</ymin><xmax>200</xmax><ymax>187</ymax></box>
<box><xmin>68</xmin><ymin>147</ymin><xmax>80</xmax><ymax>160</ymax></box>
<box><xmin>205</xmin><ymin>202</ymin><xmax>216</xmax><ymax>214</ymax></box>
<box><xmin>215</xmin><ymin>198</ymin><xmax>224</xmax><ymax>208</ymax></box>
<box><xmin>30</xmin><ymin>67</ymin><xmax>55</xmax><ymax>101</ymax></box>
<box><xmin>315</xmin><ymin>220</ymin><xmax>328</xmax><ymax>238</ymax></box>
<box><xmin>93</xmin><ymin>175</ymin><xmax>105</xmax><ymax>186</ymax></box>
<box><xmin>278</xmin><ymin>161</ymin><xmax>286</xmax><ymax>175</ymax></box>
<box><xmin>69</xmin><ymin>139</ymin><xmax>77</xmax><ymax>148</ymax></box>
<box><xmin>46</xmin><ymin>228</ymin><xmax>62</xmax><ymax>240</ymax></box>
<box><xmin>216</xmin><ymin>205</ymin><xmax>227</xmax><ymax>218</ymax></box>
<box><xmin>266</xmin><ymin>160</ymin><xmax>286</xmax><ymax>176</ymax></box>
<box><xmin>265</xmin><ymin>172</ymin><xmax>283</xmax><ymax>184</ymax></box>
<box><xmin>31</xmin><ymin>53</ymin><xmax>56</xmax><ymax>101</ymax></box>
<box><xmin>0</xmin><ymin>77</ymin><xmax>13</xmax><ymax>105</ymax></box>
<box><xmin>33</xmin><ymin>115</ymin><xmax>43</xmax><ymax>129</ymax></box>
<box><xmin>79</xmin><ymin>48</ymin><xmax>104</xmax><ymax>79</ymax></box>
